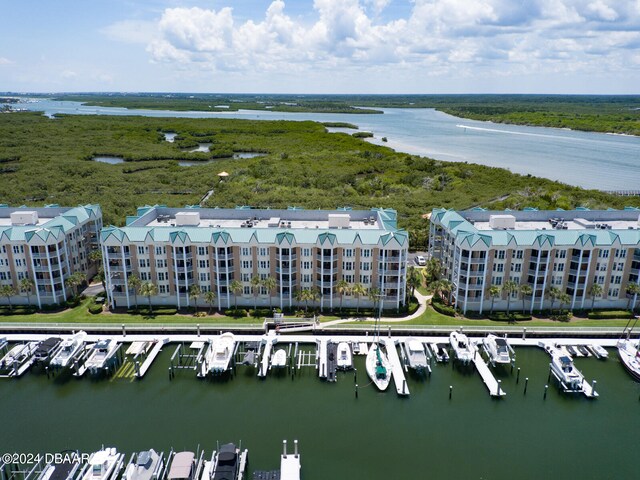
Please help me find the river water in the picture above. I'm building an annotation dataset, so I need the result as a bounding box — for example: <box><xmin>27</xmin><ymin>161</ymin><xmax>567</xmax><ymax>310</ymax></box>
<box><xmin>1</xmin><ymin>344</ymin><xmax>639</xmax><ymax>479</ymax></box>
<box><xmin>12</xmin><ymin>99</ymin><xmax>640</xmax><ymax>191</ymax></box>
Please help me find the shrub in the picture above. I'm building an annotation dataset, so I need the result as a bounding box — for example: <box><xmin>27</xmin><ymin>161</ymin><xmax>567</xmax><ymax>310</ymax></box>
<box><xmin>431</xmin><ymin>297</ymin><xmax>456</xmax><ymax>317</ymax></box>
<box><xmin>0</xmin><ymin>305</ymin><xmax>37</xmax><ymax>315</ymax></box>
<box><xmin>587</xmin><ymin>310</ymin><xmax>632</xmax><ymax>320</ymax></box>
<box><xmin>225</xmin><ymin>308</ymin><xmax>247</xmax><ymax>318</ymax></box>
<box><xmin>193</xmin><ymin>311</ymin><xmax>207</xmax><ymax>318</ymax></box>
<box><xmin>65</xmin><ymin>297</ymin><xmax>81</xmax><ymax>308</ymax></box>
<box><xmin>88</xmin><ymin>304</ymin><xmax>103</xmax><ymax>314</ymax></box>
<box><xmin>251</xmin><ymin>308</ymin><xmax>273</xmax><ymax>318</ymax></box>
<box><xmin>488</xmin><ymin>312</ymin><xmax>532</xmax><ymax>322</ymax></box>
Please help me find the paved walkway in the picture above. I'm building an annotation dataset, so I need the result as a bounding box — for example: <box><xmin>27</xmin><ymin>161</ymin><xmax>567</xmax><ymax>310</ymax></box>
<box><xmin>318</xmin><ymin>290</ymin><xmax>432</xmax><ymax>329</ymax></box>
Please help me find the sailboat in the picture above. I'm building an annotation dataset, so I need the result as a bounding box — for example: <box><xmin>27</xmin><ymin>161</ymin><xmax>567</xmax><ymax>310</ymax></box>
<box><xmin>365</xmin><ymin>294</ymin><xmax>391</xmax><ymax>391</ymax></box>
<box><xmin>618</xmin><ymin>315</ymin><xmax>640</xmax><ymax>381</ymax></box>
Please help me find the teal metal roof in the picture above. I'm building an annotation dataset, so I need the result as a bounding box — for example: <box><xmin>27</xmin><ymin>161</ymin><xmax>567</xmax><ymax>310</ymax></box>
<box><xmin>0</xmin><ymin>205</ymin><xmax>101</xmax><ymax>242</ymax></box>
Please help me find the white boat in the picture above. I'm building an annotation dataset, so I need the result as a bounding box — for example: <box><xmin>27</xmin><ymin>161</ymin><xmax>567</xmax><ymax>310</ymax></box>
<box><xmin>482</xmin><ymin>334</ymin><xmax>511</xmax><ymax>365</ymax></box>
<box><xmin>85</xmin><ymin>339</ymin><xmax>120</xmax><ymax>374</ymax></box>
<box><xmin>617</xmin><ymin>340</ymin><xmax>640</xmax><ymax>381</ymax></box>
<box><xmin>38</xmin><ymin>459</ymin><xmax>82</xmax><ymax>480</ymax></box>
<box><xmin>0</xmin><ymin>342</ymin><xmax>38</xmax><ymax>372</ymax></box>
<box><xmin>167</xmin><ymin>452</ymin><xmax>197</xmax><ymax>480</ymax></box>
<box><xmin>271</xmin><ymin>348</ymin><xmax>288</xmax><ymax>368</ymax></box>
<box><xmin>449</xmin><ymin>331</ymin><xmax>474</xmax><ymax>364</ymax></box>
<box><xmin>589</xmin><ymin>344</ymin><xmax>609</xmax><ymax>359</ymax></box>
<box><xmin>430</xmin><ymin>343</ymin><xmax>449</xmax><ymax>363</ymax></box>
<box><xmin>83</xmin><ymin>447</ymin><xmax>124</xmax><ymax>480</ymax></box>
<box><xmin>404</xmin><ymin>339</ymin><xmax>428</xmax><ymax>370</ymax></box>
<box><xmin>50</xmin><ymin>331</ymin><xmax>87</xmax><ymax>369</ymax></box>
<box><xmin>205</xmin><ymin>333</ymin><xmax>236</xmax><ymax>373</ymax></box>
<box><xmin>365</xmin><ymin>343</ymin><xmax>391</xmax><ymax>391</ymax></box>
<box><xmin>124</xmin><ymin>450</ymin><xmax>164</xmax><ymax>480</ymax></box>
<box><xmin>336</xmin><ymin>342</ymin><xmax>353</xmax><ymax>370</ymax></box>
<box><xmin>550</xmin><ymin>352</ymin><xmax>584</xmax><ymax>391</ymax></box>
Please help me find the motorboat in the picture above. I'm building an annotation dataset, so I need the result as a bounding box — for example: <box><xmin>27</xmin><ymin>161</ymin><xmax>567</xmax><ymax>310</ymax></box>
<box><xmin>449</xmin><ymin>331</ymin><xmax>474</xmax><ymax>364</ymax></box>
<box><xmin>365</xmin><ymin>343</ymin><xmax>391</xmax><ymax>391</ymax></box>
<box><xmin>566</xmin><ymin>345</ymin><xmax>579</xmax><ymax>357</ymax></box>
<box><xmin>38</xmin><ymin>459</ymin><xmax>82</xmax><ymax>480</ymax></box>
<box><xmin>550</xmin><ymin>352</ymin><xmax>584</xmax><ymax>391</ymax></box>
<box><xmin>271</xmin><ymin>348</ymin><xmax>288</xmax><ymax>368</ymax></box>
<box><xmin>205</xmin><ymin>333</ymin><xmax>235</xmax><ymax>373</ymax></box>
<box><xmin>336</xmin><ymin>342</ymin><xmax>353</xmax><ymax>370</ymax></box>
<box><xmin>589</xmin><ymin>344</ymin><xmax>609</xmax><ymax>359</ymax></box>
<box><xmin>0</xmin><ymin>337</ymin><xmax>6</xmax><ymax>350</ymax></box>
<box><xmin>34</xmin><ymin>337</ymin><xmax>62</xmax><ymax>364</ymax></box>
<box><xmin>430</xmin><ymin>343</ymin><xmax>449</xmax><ymax>363</ymax></box>
<box><xmin>82</xmin><ymin>447</ymin><xmax>124</xmax><ymax>480</ymax></box>
<box><xmin>617</xmin><ymin>340</ymin><xmax>640</xmax><ymax>381</ymax></box>
<box><xmin>482</xmin><ymin>334</ymin><xmax>511</xmax><ymax>365</ymax></box>
<box><xmin>0</xmin><ymin>342</ymin><xmax>38</xmax><ymax>375</ymax></box>
<box><xmin>167</xmin><ymin>452</ymin><xmax>197</xmax><ymax>480</ymax></box>
<box><xmin>210</xmin><ymin>443</ymin><xmax>247</xmax><ymax>480</ymax></box>
<box><xmin>123</xmin><ymin>450</ymin><xmax>164</xmax><ymax>480</ymax></box>
<box><xmin>50</xmin><ymin>331</ymin><xmax>87</xmax><ymax>369</ymax></box>
<box><xmin>403</xmin><ymin>339</ymin><xmax>428</xmax><ymax>371</ymax></box>
<box><xmin>577</xmin><ymin>345</ymin><xmax>591</xmax><ymax>357</ymax></box>
<box><xmin>85</xmin><ymin>339</ymin><xmax>120</xmax><ymax>375</ymax></box>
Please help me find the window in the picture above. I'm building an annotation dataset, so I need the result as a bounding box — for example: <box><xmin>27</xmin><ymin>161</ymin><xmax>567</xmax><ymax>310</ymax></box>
<box><xmin>342</xmin><ymin>261</ymin><xmax>353</xmax><ymax>271</ymax></box>
<box><xmin>362</xmin><ymin>249</ymin><xmax>371</xmax><ymax>258</ymax></box>
<box><xmin>198</xmin><ymin>246</ymin><xmax>207</xmax><ymax>256</ymax></box>
<box><xmin>610</xmin><ymin>275</ymin><xmax>622</xmax><ymax>284</ymax></box>
<box><xmin>511</xmin><ymin>263</ymin><xmax>522</xmax><ymax>273</ymax></box>
<box><xmin>156</xmin><ymin>259</ymin><xmax>167</xmax><ymax>269</ymax></box>
<box><xmin>608</xmin><ymin>287</ymin><xmax>619</xmax><ymax>297</ymax></box>
<box><xmin>241</xmin><ymin>273</ymin><xmax>250</xmax><ymax>282</ymax></box>
<box><xmin>155</xmin><ymin>246</ymin><xmax>165</xmax><ymax>256</ymax></box>
<box><xmin>13</xmin><ymin>245</ymin><xmax>24</xmax><ymax>254</ymax></box>
<box><xmin>159</xmin><ymin>285</ymin><xmax>167</xmax><ymax>294</ymax></box>
<box><xmin>344</xmin><ymin>249</ymin><xmax>353</xmax><ymax>257</ymax></box>
<box><xmin>139</xmin><ymin>259</ymin><xmax>150</xmax><ymax>268</ymax></box>
<box><xmin>140</xmin><ymin>272</ymin><xmax>148</xmax><ymax>281</ymax></box>
<box><xmin>360</xmin><ymin>274</ymin><xmax>370</xmax><ymax>284</ymax></box>
<box><xmin>555</xmin><ymin>250</ymin><xmax>566</xmax><ymax>259</ymax></box>
<box><xmin>510</xmin><ymin>276</ymin><xmax>520</xmax><ymax>285</ymax></box>
<box><xmin>302</xmin><ymin>261</ymin><xmax>311</xmax><ymax>270</ymax></box>
<box><xmin>598</xmin><ymin>250</ymin><xmax>609</xmax><ymax>259</ymax></box>
<box><xmin>199</xmin><ymin>260</ymin><xmax>209</xmax><ymax>269</ymax></box>
<box><xmin>199</xmin><ymin>273</ymin><xmax>210</xmax><ymax>282</ymax></box>
<box><xmin>492</xmin><ymin>276</ymin><xmax>503</xmax><ymax>286</ymax></box>
<box><xmin>515</xmin><ymin>250</ymin><xmax>524</xmax><ymax>259</ymax></box>
<box><xmin>137</xmin><ymin>246</ymin><xmax>146</xmax><ymax>255</ymax></box>
<box><xmin>615</xmin><ymin>262</ymin><xmax>624</xmax><ymax>271</ymax></box>
<box><xmin>157</xmin><ymin>272</ymin><xmax>166</xmax><ymax>281</ymax></box>
<box><xmin>596</xmin><ymin>275</ymin><xmax>605</xmax><ymax>284</ymax></box>
<box><xmin>242</xmin><ymin>247</ymin><xmax>250</xmax><ymax>256</ymax></box>
<box><xmin>302</xmin><ymin>248</ymin><xmax>311</xmax><ymax>257</ymax></box>
<box><xmin>242</xmin><ymin>260</ymin><xmax>252</xmax><ymax>269</ymax></box>
<box><xmin>302</xmin><ymin>274</ymin><xmax>311</xmax><ymax>283</ymax></box>
<box><xmin>493</xmin><ymin>263</ymin><xmax>504</xmax><ymax>273</ymax></box>
<box><xmin>344</xmin><ymin>274</ymin><xmax>354</xmax><ymax>283</ymax></box>
<box><xmin>360</xmin><ymin>262</ymin><xmax>371</xmax><ymax>271</ymax></box>
<box><xmin>615</xmin><ymin>249</ymin><xmax>627</xmax><ymax>258</ymax></box>
<box><xmin>496</xmin><ymin>250</ymin><xmax>505</xmax><ymax>260</ymax></box>
<box><xmin>243</xmin><ymin>286</ymin><xmax>251</xmax><ymax>295</ymax></box>
<box><xmin>259</xmin><ymin>260</ymin><xmax>270</xmax><ymax>269</ymax></box>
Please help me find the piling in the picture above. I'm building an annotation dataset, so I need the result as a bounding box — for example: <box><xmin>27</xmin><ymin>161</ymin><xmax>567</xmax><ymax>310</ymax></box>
<box><xmin>522</xmin><ymin>327</ymin><xmax>526</xmax><ymax>340</ymax></box>
<box><xmin>548</xmin><ymin>364</ymin><xmax>552</xmax><ymax>382</ymax></box>
<box><xmin>516</xmin><ymin>367</ymin><xmax>521</xmax><ymax>383</ymax></box>
<box><xmin>294</xmin><ymin>439</ymin><xmax>298</xmax><ymax>457</ymax></box>
<box><xmin>497</xmin><ymin>380</ymin><xmax>502</xmax><ymax>396</ymax></box>
<box><xmin>403</xmin><ymin>379</ymin><xmax>407</xmax><ymax>395</ymax></box>
<box><xmin>283</xmin><ymin>440</ymin><xmax>287</xmax><ymax>457</ymax></box>
<box><xmin>353</xmin><ymin>368</ymin><xmax>357</xmax><ymax>384</ymax></box>
<box><xmin>122</xmin><ymin>324</ymin><xmax>126</xmax><ymax>337</ymax></box>
<box><xmin>449</xmin><ymin>385</ymin><xmax>453</xmax><ymax>399</ymax></box>
<box><xmin>197</xmin><ymin>324</ymin><xmax>200</xmax><ymax>337</ymax></box>
<box><xmin>45</xmin><ymin>366</ymin><xmax>49</xmax><ymax>379</ymax></box>
<box><xmin>544</xmin><ymin>384</ymin><xmax>548</xmax><ymax>399</ymax></box>
<box><xmin>135</xmin><ymin>360</ymin><xmax>140</xmax><ymax>377</ymax></box>
<box><xmin>355</xmin><ymin>384</ymin><xmax>358</xmax><ymax>399</ymax></box>
<box><xmin>524</xmin><ymin>377</ymin><xmax>529</xmax><ymax>394</ymax></box>
<box><xmin>592</xmin><ymin>380</ymin><xmax>597</xmax><ymax>393</ymax></box>
<box><xmin>169</xmin><ymin>367</ymin><xmax>172</xmax><ymax>381</ymax></box>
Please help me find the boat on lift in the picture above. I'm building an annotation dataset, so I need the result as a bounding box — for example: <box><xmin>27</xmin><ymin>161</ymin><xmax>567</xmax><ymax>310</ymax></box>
<box><xmin>449</xmin><ymin>331</ymin><xmax>474</xmax><ymax>364</ymax></box>
<box><xmin>270</xmin><ymin>348</ymin><xmax>288</xmax><ymax>369</ymax></box>
<box><xmin>37</xmin><ymin>457</ymin><xmax>82</xmax><ymax>480</ymax></box>
<box><xmin>617</xmin><ymin>339</ymin><xmax>640</xmax><ymax>381</ymax></box>
<box><xmin>482</xmin><ymin>334</ymin><xmax>512</xmax><ymax>365</ymax></box>
<box><xmin>336</xmin><ymin>342</ymin><xmax>353</xmax><ymax>370</ymax></box>
<box><xmin>403</xmin><ymin>339</ymin><xmax>429</xmax><ymax>371</ymax></box>
<box><xmin>550</xmin><ymin>352</ymin><xmax>585</xmax><ymax>391</ymax></box>
<box><xmin>204</xmin><ymin>332</ymin><xmax>236</xmax><ymax>374</ymax></box>
<box><xmin>0</xmin><ymin>342</ymin><xmax>38</xmax><ymax>375</ymax></box>
<box><xmin>85</xmin><ymin>339</ymin><xmax>120</xmax><ymax>375</ymax></box>
<box><xmin>589</xmin><ymin>344</ymin><xmax>609</xmax><ymax>359</ymax></box>
<box><xmin>123</xmin><ymin>450</ymin><xmax>164</xmax><ymax>480</ymax></box>
<box><xmin>430</xmin><ymin>343</ymin><xmax>449</xmax><ymax>363</ymax></box>
<box><xmin>50</xmin><ymin>331</ymin><xmax>87</xmax><ymax>369</ymax></box>
<box><xmin>207</xmin><ymin>443</ymin><xmax>247</xmax><ymax>480</ymax></box>
<box><xmin>365</xmin><ymin>343</ymin><xmax>391</xmax><ymax>391</ymax></box>
<box><xmin>33</xmin><ymin>337</ymin><xmax>62</xmax><ymax>365</ymax></box>
<box><xmin>82</xmin><ymin>447</ymin><xmax>124</xmax><ymax>480</ymax></box>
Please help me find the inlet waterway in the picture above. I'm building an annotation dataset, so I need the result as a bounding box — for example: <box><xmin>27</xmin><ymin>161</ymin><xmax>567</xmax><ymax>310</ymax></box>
<box><xmin>11</xmin><ymin>98</ymin><xmax>640</xmax><ymax>191</ymax></box>
<box><xmin>1</xmin><ymin>344</ymin><xmax>639</xmax><ymax>479</ymax></box>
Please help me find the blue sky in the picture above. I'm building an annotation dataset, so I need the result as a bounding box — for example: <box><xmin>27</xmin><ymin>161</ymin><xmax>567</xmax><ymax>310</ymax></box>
<box><xmin>1</xmin><ymin>0</ymin><xmax>639</xmax><ymax>93</ymax></box>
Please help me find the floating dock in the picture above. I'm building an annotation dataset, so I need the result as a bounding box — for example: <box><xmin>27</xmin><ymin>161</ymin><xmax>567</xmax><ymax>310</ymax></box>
<box><xmin>382</xmin><ymin>338</ymin><xmax>409</xmax><ymax>396</ymax></box>
<box><xmin>472</xmin><ymin>344</ymin><xmax>506</xmax><ymax>397</ymax></box>
<box><xmin>258</xmin><ymin>335</ymin><xmax>275</xmax><ymax>378</ymax></box>
<box><xmin>280</xmin><ymin>440</ymin><xmax>300</xmax><ymax>480</ymax></box>
<box><xmin>317</xmin><ymin>338</ymin><xmax>328</xmax><ymax>379</ymax></box>
<box><xmin>137</xmin><ymin>339</ymin><xmax>165</xmax><ymax>378</ymax></box>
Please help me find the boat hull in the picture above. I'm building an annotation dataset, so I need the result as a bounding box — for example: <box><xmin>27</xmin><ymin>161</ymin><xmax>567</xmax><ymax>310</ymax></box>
<box><xmin>365</xmin><ymin>345</ymin><xmax>391</xmax><ymax>391</ymax></box>
<box><xmin>618</xmin><ymin>342</ymin><xmax>640</xmax><ymax>382</ymax></box>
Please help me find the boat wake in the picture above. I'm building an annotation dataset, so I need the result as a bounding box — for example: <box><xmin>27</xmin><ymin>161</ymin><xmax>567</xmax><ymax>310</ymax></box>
<box><xmin>456</xmin><ymin>124</ymin><xmax>578</xmax><ymax>141</ymax></box>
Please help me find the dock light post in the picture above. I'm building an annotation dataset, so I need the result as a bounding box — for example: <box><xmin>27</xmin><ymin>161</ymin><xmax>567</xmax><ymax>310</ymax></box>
<box><xmin>544</xmin><ymin>384</ymin><xmax>548</xmax><ymax>399</ymax></box>
<box><xmin>122</xmin><ymin>324</ymin><xmax>126</xmax><ymax>337</ymax></box>
<box><xmin>355</xmin><ymin>384</ymin><xmax>358</xmax><ymax>399</ymax></box>
<box><xmin>517</xmin><ymin>367</ymin><xmax>521</xmax><ymax>383</ymax></box>
<box><xmin>497</xmin><ymin>380</ymin><xmax>502</xmax><ymax>396</ymax></box>
<box><xmin>449</xmin><ymin>385</ymin><xmax>453</xmax><ymax>399</ymax></box>
<box><xmin>524</xmin><ymin>377</ymin><xmax>529</xmax><ymax>394</ymax></box>
<box><xmin>522</xmin><ymin>327</ymin><xmax>526</xmax><ymax>340</ymax></box>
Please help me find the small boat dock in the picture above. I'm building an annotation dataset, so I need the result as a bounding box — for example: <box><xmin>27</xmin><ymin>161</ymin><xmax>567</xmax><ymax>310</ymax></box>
<box><xmin>382</xmin><ymin>338</ymin><xmax>409</xmax><ymax>396</ymax></box>
<box><xmin>258</xmin><ymin>335</ymin><xmax>275</xmax><ymax>378</ymax></box>
<box><xmin>280</xmin><ymin>440</ymin><xmax>300</xmax><ymax>480</ymax></box>
<box><xmin>472</xmin><ymin>344</ymin><xmax>506</xmax><ymax>397</ymax></box>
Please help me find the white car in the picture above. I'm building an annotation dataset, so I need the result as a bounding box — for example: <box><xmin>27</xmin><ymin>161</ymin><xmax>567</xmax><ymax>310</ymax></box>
<box><xmin>415</xmin><ymin>255</ymin><xmax>426</xmax><ymax>266</ymax></box>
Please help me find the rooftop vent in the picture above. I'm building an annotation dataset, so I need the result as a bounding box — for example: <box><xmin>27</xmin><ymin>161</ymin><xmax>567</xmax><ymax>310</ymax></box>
<box><xmin>328</xmin><ymin>213</ymin><xmax>350</xmax><ymax>229</ymax></box>
<box><xmin>175</xmin><ymin>211</ymin><xmax>200</xmax><ymax>226</ymax></box>
<box><xmin>489</xmin><ymin>214</ymin><xmax>515</xmax><ymax>230</ymax></box>
<box><xmin>10</xmin><ymin>211</ymin><xmax>38</xmax><ymax>226</ymax></box>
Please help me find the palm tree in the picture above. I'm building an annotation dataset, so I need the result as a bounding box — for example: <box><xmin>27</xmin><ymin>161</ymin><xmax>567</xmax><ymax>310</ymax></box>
<box><xmin>626</xmin><ymin>283</ymin><xmax>640</xmax><ymax>311</ymax></box>
<box><xmin>425</xmin><ymin>258</ymin><xmax>441</xmax><ymax>283</ymax></box>
<box><xmin>335</xmin><ymin>279</ymin><xmax>351</xmax><ymax>313</ymax></box>
<box><xmin>19</xmin><ymin>278</ymin><xmax>34</xmax><ymax>307</ymax></box>
<box><xmin>127</xmin><ymin>274</ymin><xmax>141</xmax><ymax>310</ymax></box>
<box><xmin>589</xmin><ymin>283</ymin><xmax>603</xmax><ymax>310</ymax></box>
<box><xmin>294</xmin><ymin>289</ymin><xmax>305</xmax><ymax>310</ymax></box>
<box><xmin>488</xmin><ymin>285</ymin><xmax>501</xmax><ymax>314</ymax></box>
<box><xmin>368</xmin><ymin>287</ymin><xmax>381</xmax><ymax>314</ymax></box>
<box><xmin>351</xmin><ymin>283</ymin><xmax>366</xmax><ymax>313</ymax></box>
<box><xmin>519</xmin><ymin>284</ymin><xmax>533</xmax><ymax>313</ymax></box>
<box><xmin>307</xmin><ymin>287</ymin><xmax>321</xmax><ymax>313</ymax></box>
<box><xmin>502</xmin><ymin>280</ymin><xmax>519</xmax><ymax>316</ymax></box>
<box><xmin>438</xmin><ymin>279</ymin><xmax>453</xmax><ymax>304</ymax></box>
<box><xmin>0</xmin><ymin>284</ymin><xmax>16</xmax><ymax>310</ymax></box>
<box><xmin>189</xmin><ymin>284</ymin><xmax>201</xmax><ymax>312</ymax></box>
<box><xmin>547</xmin><ymin>286</ymin><xmax>561</xmax><ymax>314</ymax></box>
<box><xmin>65</xmin><ymin>272</ymin><xmax>86</xmax><ymax>298</ymax></box>
<box><xmin>250</xmin><ymin>276</ymin><xmax>262</xmax><ymax>310</ymax></box>
<box><xmin>558</xmin><ymin>293</ymin><xmax>572</xmax><ymax>313</ymax></box>
<box><xmin>229</xmin><ymin>280</ymin><xmax>243</xmax><ymax>310</ymax></box>
<box><xmin>406</xmin><ymin>266</ymin><xmax>421</xmax><ymax>301</ymax></box>
<box><xmin>261</xmin><ymin>276</ymin><xmax>277</xmax><ymax>309</ymax></box>
<box><xmin>139</xmin><ymin>281</ymin><xmax>157</xmax><ymax>313</ymax></box>
<box><xmin>204</xmin><ymin>290</ymin><xmax>217</xmax><ymax>314</ymax></box>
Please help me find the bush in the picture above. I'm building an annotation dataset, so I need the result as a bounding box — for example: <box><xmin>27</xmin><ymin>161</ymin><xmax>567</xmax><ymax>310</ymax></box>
<box><xmin>550</xmin><ymin>312</ymin><xmax>572</xmax><ymax>322</ymax></box>
<box><xmin>127</xmin><ymin>307</ymin><xmax>177</xmax><ymax>316</ymax></box>
<box><xmin>225</xmin><ymin>308</ymin><xmax>247</xmax><ymax>318</ymax></box>
<box><xmin>0</xmin><ymin>305</ymin><xmax>37</xmax><ymax>315</ymax></box>
<box><xmin>88</xmin><ymin>304</ymin><xmax>103</xmax><ymax>315</ymax></box>
<box><xmin>431</xmin><ymin>297</ymin><xmax>456</xmax><ymax>317</ymax></box>
<box><xmin>193</xmin><ymin>311</ymin><xmax>207</xmax><ymax>318</ymax></box>
<box><xmin>488</xmin><ymin>312</ymin><xmax>532</xmax><ymax>322</ymax></box>
<box><xmin>587</xmin><ymin>310</ymin><xmax>632</xmax><ymax>320</ymax></box>
<box><xmin>40</xmin><ymin>303</ymin><xmax>63</xmax><ymax>312</ymax></box>
<box><xmin>65</xmin><ymin>297</ymin><xmax>81</xmax><ymax>308</ymax></box>
<box><xmin>250</xmin><ymin>308</ymin><xmax>273</xmax><ymax>318</ymax></box>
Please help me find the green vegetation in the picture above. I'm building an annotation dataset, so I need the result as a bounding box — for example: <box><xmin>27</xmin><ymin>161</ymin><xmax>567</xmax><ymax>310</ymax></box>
<box><xmin>321</xmin><ymin>122</ymin><xmax>358</xmax><ymax>129</ymax></box>
<box><xmin>352</xmin><ymin>131</ymin><xmax>374</xmax><ymax>138</ymax></box>
<box><xmin>2</xmin><ymin>112</ymin><xmax>636</xmax><ymax>250</ymax></box>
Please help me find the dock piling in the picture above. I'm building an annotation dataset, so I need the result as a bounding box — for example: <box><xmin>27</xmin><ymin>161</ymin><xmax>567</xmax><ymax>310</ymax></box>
<box><xmin>283</xmin><ymin>440</ymin><xmax>287</xmax><ymax>457</ymax></box>
<box><xmin>449</xmin><ymin>385</ymin><xmax>453</xmax><ymax>399</ymax></box>
<box><xmin>497</xmin><ymin>380</ymin><xmax>502</xmax><ymax>396</ymax></box>
<box><xmin>403</xmin><ymin>379</ymin><xmax>407</xmax><ymax>395</ymax></box>
<box><xmin>355</xmin><ymin>384</ymin><xmax>358</xmax><ymax>399</ymax></box>
<box><xmin>197</xmin><ymin>324</ymin><xmax>200</xmax><ymax>337</ymax></box>
<box><xmin>354</xmin><ymin>368</ymin><xmax>357</xmax><ymax>384</ymax></box>
<box><xmin>522</xmin><ymin>327</ymin><xmax>526</xmax><ymax>340</ymax></box>
<box><xmin>548</xmin><ymin>364</ymin><xmax>552</xmax><ymax>383</ymax></box>
<box><xmin>524</xmin><ymin>377</ymin><xmax>529</xmax><ymax>395</ymax></box>
<box><xmin>294</xmin><ymin>439</ymin><xmax>298</xmax><ymax>457</ymax></box>
<box><xmin>122</xmin><ymin>324</ymin><xmax>126</xmax><ymax>337</ymax></box>
<box><xmin>544</xmin><ymin>384</ymin><xmax>548</xmax><ymax>399</ymax></box>
<box><xmin>516</xmin><ymin>367</ymin><xmax>521</xmax><ymax>383</ymax></box>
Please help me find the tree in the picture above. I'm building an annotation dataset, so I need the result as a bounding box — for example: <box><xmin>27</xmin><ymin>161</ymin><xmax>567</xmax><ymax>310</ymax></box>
<box><xmin>626</xmin><ymin>283</ymin><xmax>640</xmax><ymax>311</ymax></box>
<box><xmin>519</xmin><ymin>284</ymin><xmax>533</xmax><ymax>313</ymax></box>
<box><xmin>189</xmin><ymin>284</ymin><xmax>201</xmax><ymax>312</ymax></box>
<box><xmin>261</xmin><ymin>276</ymin><xmax>277</xmax><ymax>310</ymax></box>
<box><xmin>65</xmin><ymin>272</ymin><xmax>86</xmax><ymax>298</ymax></box>
<box><xmin>0</xmin><ymin>284</ymin><xmax>16</xmax><ymax>310</ymax></box>
<box><xmin>425</xmin><ymin>258</ymin><xmax>441</xmax><ymax>283</ymax></box>
<box><xmin>547</xmin><ymin>286</ymin><xmax>561</xmax><ymax>314</ymax></box>
<box><xmin>127</xmin><ymin>274</ymin><xmax>141</xmax><ymax>310</ymax></box>
<box><xmin>88</xmin><ymin>249</ymin><xmax>102</xmax><ymax>266</ymax></box>
<box><xmin>19</xmin><ymin>278</ymin><xmax>35</xmax><ymax>307</ymax></box>
<box><xmin>406</xmin><ymin>266</ymin><xmax>421</xmax><ymax>301</ymax></box>
<box><xmin>438</xmin><ymin>279</ymin><xmax>453</xmax><ymax>304</ymax></box>
<box><xmin>139</xmin><ymin>281</ymin><xmax>157</xmax><ymax>313</ymax></box>
<box><xmin>229</xmin><ymin>280</ymin><xmax>243</xmax><ymax>310</ymax></box>
<box><xmin>558</xmin><ymin>292</ymin><xmax>572</xmax><ymax>313</ymax></box>
<box><xmin>368</xmin><ymin>287</ymin><xmax>381</xmax><ymax>315</ymax></box>
<box><xmin>502</xmin><ymin>280</ymin><xmax>519</xmax><ymax>316</ymax></box>
<box><xmin>250</xmin><ymin>276</ymin><xmax>262</xmax><ymax>310</ymax></box>
<box><xmin>589</xmin><ymin>283</ymin><xmax>603</xmax><ymax>310</ymax></box>
<box><xmin>204</xmin><ymin>290</ymin><xmax>217</xmax><ymax>314</ymax></box>
<box><xmin>335</xmin><ymin>279</ymin><xmax>351</xmax><ymax>313</ymax></box>
<box><xmin>488</xmin><ymin>285</ymin><xmax>501</xmax><ymax>314</ymax></box>
<box><xmin>351</xmin><ymin>283</ymin><xmax>366</xmax><ymax>313</ymax></box>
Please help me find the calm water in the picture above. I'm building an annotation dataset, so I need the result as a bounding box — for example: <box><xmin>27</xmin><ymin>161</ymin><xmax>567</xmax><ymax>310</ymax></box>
<box><xmin>1</xmin><ymin>344</ymin><xmax>638</xmax><ymax>479</ymax></box>
<box><xmin>13</xmin><ymin>98</ymin><xmax>640</xmax><ymax>190</ymax></box>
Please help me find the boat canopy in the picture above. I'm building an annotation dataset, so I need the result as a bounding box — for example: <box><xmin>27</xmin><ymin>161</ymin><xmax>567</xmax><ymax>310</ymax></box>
<box><xmin>168</xmin><ymin>452</ymin><xmax>194</xmax><ymax>480</ymax></box>
<box><xmin>408</xmin><ymin>340</ymin><xmax>423</xmax><ymax>352</ymax></box>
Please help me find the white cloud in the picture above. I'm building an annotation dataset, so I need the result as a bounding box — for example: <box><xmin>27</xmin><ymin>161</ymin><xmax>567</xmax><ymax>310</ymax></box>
<box><xmin>142</xmin><ymin>0</ymin><xmax>640</xmax><ymax>84</ymax></box>
<box><xmin>101</xmin><ymin>20</ymin><xmax>158</xmax><ymax>44</ymax></box>
<box><xmin>0</xmin><ymin>57</ymin><xmax>13</xmax><ymax>66</ymax></box>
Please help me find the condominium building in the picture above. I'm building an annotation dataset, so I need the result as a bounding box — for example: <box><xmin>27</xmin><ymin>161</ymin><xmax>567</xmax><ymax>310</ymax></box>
<box><xmin>100</xmin><ymin>206</ymin><xmax>409</xmax><ymax>311</ymax></box>
<box><xmin>0</xmin><ymin>204</ymin><xmax>103</xmax><ymax>307</ymax></box>
<box><xmin>429</xmin><ymin>208</ymin><xmax>640</xmax><ymax>313</ymax></box>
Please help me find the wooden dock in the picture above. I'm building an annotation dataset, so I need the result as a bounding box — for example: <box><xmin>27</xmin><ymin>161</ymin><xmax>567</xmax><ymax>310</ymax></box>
<box><xmin>472</xmin><ymin>345</ymin><xmax>506</xmax><ymax>397</ymax></box>
<box><xmin>137</xmin><ymin>339</ymin><xmax>165</xmax><ymax>377</ymax></box>
<box><xmin>317</xmin><ymin>338</ymin><xmax>328</xmax><ymax>379</ymax></box>
<box><xmin>258</xmin><ymin>336</ymin><xmax>274</xmax><ymax>378</ymax></box>
<box><xmin>382</xmin><ymin>338</ymin><xmax>409</xmax><ymax>396</ymax></box>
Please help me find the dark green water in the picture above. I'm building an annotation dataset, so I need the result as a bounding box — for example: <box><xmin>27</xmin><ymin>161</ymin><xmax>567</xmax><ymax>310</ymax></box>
<box><xmin>1</xmin><ymin>345</ymin><xmax>639</xmax><ymax>479</ymax></box>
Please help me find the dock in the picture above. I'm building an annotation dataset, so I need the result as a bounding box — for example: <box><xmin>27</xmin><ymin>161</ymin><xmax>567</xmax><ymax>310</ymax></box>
<box><xmin>472</xmin><ymin>345</ymin><xmax>506</xmax><ymax>397</ymax></box>
<box><xmin>258</xmin><ymin>336</ymin><xmax>275</xmax><ymax>378</ymax></box>
<box><xmin>382</xmin><ymin>338</ymin><xmax>409</xmax><ymax>396</ymax></box>
<box><xmin>317</xmin><ymin>338</ymin><xmax>328</xmax><ymax>379</ymax></box>
<box><xmin>280</xmin><ymin>440</ymin><xmax>300</xmax><ymax>480</ymax></box>
<box><xmin>325</xmin><ymin>341</ymin><xmax>337</xmax><ymax>382</ymax></box>
<box><xmin>137</xmin><ymin>339</ymin><xmax>165</xmax><ymax>378</ymax></box>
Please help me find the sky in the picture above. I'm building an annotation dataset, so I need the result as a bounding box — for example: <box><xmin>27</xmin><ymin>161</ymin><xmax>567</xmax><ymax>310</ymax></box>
<box><xmin>1</xmin><ymin>0</ymin><xmax>639</xmax><ymax>94</ymax></box>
